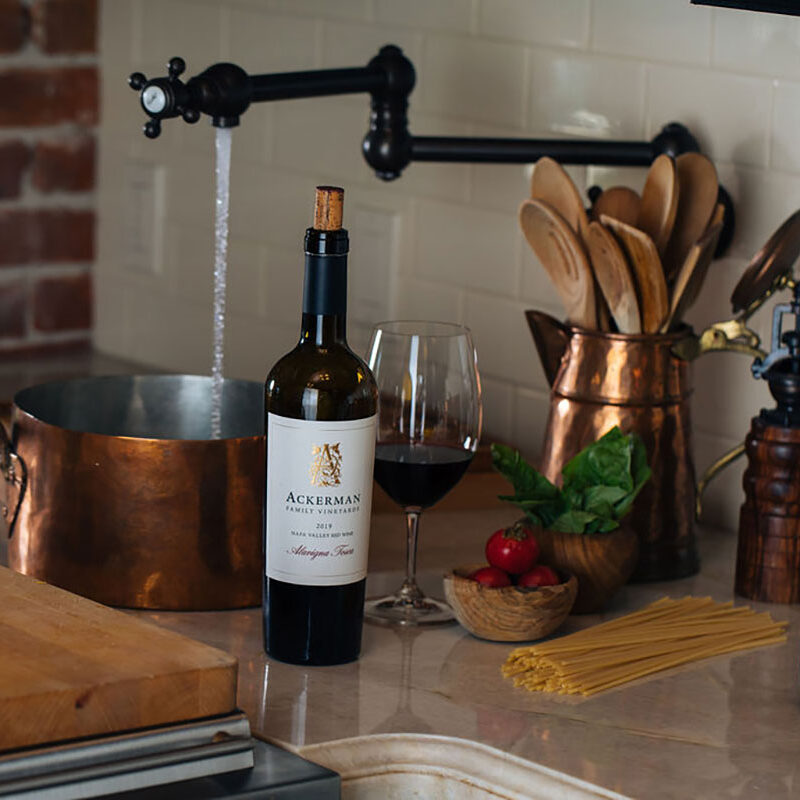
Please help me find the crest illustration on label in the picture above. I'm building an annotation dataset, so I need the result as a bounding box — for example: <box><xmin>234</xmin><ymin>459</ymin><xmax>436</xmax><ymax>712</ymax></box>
<box><xmin>310</xmin><ymin>442</ymin><xmax>342</xmax><ymax>487</ymax></box>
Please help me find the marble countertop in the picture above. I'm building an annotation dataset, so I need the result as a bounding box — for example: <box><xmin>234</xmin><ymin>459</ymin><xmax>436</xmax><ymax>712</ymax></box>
<box><xmin>2</xmin><ymin>353</ymin><xmax>797</xmax><ymax>797</ymax></box>
<box><xmin>138</xmin><ymin>508</ymin><xmax>800</xmax><ymax>800</ymax></box>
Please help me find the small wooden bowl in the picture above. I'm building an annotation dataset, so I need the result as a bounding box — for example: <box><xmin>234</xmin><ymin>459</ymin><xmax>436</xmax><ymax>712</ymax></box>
<box><xmin>443</xmin><ymin>565</ymin><xmax>578</xmax><ymax>642</ymax></box>
<box><xmin>532</xmin><ymin>523</ymin><xmax>639</xmax><ymax>614</ymax></box>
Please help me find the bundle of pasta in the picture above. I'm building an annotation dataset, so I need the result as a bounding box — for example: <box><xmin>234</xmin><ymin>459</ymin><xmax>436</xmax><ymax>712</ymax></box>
<box><xmin>502</xmin><ymin>596</ymin><xmax>787</xmax><ymax>697</ymax></box>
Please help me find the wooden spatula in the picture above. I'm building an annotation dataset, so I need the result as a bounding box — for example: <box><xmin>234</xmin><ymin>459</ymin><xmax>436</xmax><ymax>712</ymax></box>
<box><xmin>660</xmin><ymin>222</ymin><xmax>723</xmax><ymax>332</ymax></box>
<box><xmin>520</xmin><ymin>198</ymin><xmax>597</xmax><ymax>329</ymax></box>
<box><xmin>585</xmin><ymin>221</ymin><xmax>641</xmax><ymax>334</ymax></box>
<box><xmin>637</xmin><ymin>154</ymin><xmax>679</xmax><ymax>259</ymax></box>
<box><xmin>663</xmin><ymin>152</ymin><xmax>718</xmax><ymax>282</ymax></box>
<box><xmin>601</xmin><ymin>215</ymin><xmax>669</xmax><ymax>333</ymax></box>
<box><xmin>591</xmin><ymin>186</ymin><xmax>641</xmax><ymax>227</ymax></box>
<box><xmin>530</xmin><ymin>157</ymin><xmax>591</xmax><ymax>242</ymax></box>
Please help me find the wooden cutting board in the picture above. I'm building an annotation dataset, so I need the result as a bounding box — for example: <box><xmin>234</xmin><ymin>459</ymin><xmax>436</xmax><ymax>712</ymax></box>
<box><xmin>0</xmin><ymin>566</ymin><xmax>238</xmax><ymax>751</ymax></box>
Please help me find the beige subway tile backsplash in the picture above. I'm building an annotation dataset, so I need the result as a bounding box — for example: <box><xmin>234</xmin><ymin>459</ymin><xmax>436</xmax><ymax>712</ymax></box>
<box><xmin>227</xmin><ymin>8</ymin><xmax>319</xmax><ymax>71</ymax></box>
<box><xmin>528</xmin><ymin>50</ymin><xmax>645</xmax><ymax>137</ymax></box>
<box><xmin>420</xmin><ymin>34</ymin><xmax>527</xmax><ymax>126</ymax></box>
<box><xmin>771</xmin><ymin>80</ymin><xmax>800</xmax><ymax>173</ymax></box>
<box><xmin>591</xmin><ymin>0</ymin><xmax>712</xmax><ymax>65</ymax></box>
<box><xmin>462</xmin><ymin>291</ymin><xmax>538</xmax><ymax>387</ymax></box>
<box><xmin>414</xmin><ymin>198</ymin><xmax>519</xmax><ymax>295</ymax></box>
<box><xmin>478</xmin><ymin>0</ymin><xmax>590</xmax><ymax>50</ymax></box>
<box><xmin>713</xmin><ymin>6</ymin><xmax>800</xmax><ymax>80</ymax></box>
<box><xmin>375</xmin><ymin>0</ymin><xmax>474</xmax><ymax>35</ymax></box>
<box><xmin>646</xmin><ymin>64</ymin><xmax>771</xmax><ymax>167</ymax></box>
<box><xmin>98</xmin><ymin>0</ymin><xmax>800</xmax><ymax>531</ymax></box>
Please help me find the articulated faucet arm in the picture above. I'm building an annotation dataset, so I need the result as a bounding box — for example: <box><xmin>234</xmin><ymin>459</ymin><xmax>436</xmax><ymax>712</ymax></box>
<box><xmin>129</xmin><ymin>45</ymin><xmax>734</xmax><ymax>252</ymax></box>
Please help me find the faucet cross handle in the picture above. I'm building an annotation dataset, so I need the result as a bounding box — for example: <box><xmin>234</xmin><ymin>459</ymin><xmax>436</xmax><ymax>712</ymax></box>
<box><xmin>128</xmin><ymin>57</ymin><xmax>199</xmax><ymax>138</ymax></box>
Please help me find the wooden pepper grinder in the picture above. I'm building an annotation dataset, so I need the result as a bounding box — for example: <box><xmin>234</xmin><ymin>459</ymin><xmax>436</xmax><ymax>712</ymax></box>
<box><xmin>736</xmin><ymin>285</ymin><xmax>800</xmax><ymax>603</ymax></box>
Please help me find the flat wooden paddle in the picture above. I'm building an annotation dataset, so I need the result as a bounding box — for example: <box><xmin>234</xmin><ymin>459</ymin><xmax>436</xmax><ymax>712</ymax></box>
<box><xmin>601</xmin><ymin>214</ymin><xmax>669</xmax><ymax>333</ymax></box>
<box><xmin>660</xmin><ymin>221</ymin><xmax>723</xmax><ymax>332</ymax></box>
<box><xmin>530</xmin><ymin>156</ymin><xmax>591</xmax><ymax>242</ymax></box>
<box><xmin>663</xmin><ymin>152</ymin><xmax>718</xmax><ymax>282</ymax></box>
<box><xmin>637</xmin><ymin>154</ymin><xmax>679</xmax><ymax>259</ymax></box>
<box><xmin>591</xmin><ymin>186</ymin><xmax>641</xmax><ymax>227</ymax></box>
<box><xmin>585</xmin><ymin>220</ymin><xmax>641</xmax><ymax>334</ymax></box>
<box><xmin>520</xmin><ymin>198</ymin><xmax>597</xmax><ymax>329</ymax></box>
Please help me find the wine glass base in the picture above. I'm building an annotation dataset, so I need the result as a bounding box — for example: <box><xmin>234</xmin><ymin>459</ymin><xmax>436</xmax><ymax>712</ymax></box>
<box><xmin>365</xmin><ymin>594</ymin><xmax>454</xmax><ymax>627</ymax></box>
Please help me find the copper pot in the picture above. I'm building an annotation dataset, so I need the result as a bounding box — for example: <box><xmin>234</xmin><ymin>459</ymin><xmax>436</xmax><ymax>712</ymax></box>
<box><xmin>1</xmin><ymin>375</ymin><xmax>264</xmax><ymax>610</ymax></box>
<box><xmin>527</xmin><ymin>310</ymin><xmax>697</xmax><ymax>582</ymax></box>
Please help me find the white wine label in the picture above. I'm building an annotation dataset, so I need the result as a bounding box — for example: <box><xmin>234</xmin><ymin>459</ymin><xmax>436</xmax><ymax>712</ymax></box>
<box><xmin>266</xmin><ymin>413</ymin><xmax>377</xmax><ymax>586</ymax></box>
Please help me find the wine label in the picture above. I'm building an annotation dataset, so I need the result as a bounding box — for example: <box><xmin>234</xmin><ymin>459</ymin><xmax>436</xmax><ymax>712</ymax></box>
<box><xmin>266</xmin><ymin>413</ymin><xmax>377</xmax><ymax>586</ymax></box>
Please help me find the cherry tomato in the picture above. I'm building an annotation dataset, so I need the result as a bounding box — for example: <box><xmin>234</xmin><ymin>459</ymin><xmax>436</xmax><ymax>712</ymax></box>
<box><xmin>485</xmin><ymin>522</ymin><xmax>539</xmax><ymax>575</ymax></box>
<box><xmin>470</xmin><ymin>566</ymin><xmax>512</xmax><ymax>587</ymax></box>
<box><xmin>517</xmin><ymin>564</ymin><xmax>560</xmax><ymax>587</ymax></box>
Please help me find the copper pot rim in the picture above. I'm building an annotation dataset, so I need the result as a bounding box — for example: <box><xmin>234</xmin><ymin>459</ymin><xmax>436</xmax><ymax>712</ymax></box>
<box><xmin>11</xmin><ymin>373</ymin><xmax>265</xmax><ymax>445</ymax></box>
<box><xmin>13</xmin><ymin>407</ymin><xmax>265</xmax><ymax>445</ymax></box>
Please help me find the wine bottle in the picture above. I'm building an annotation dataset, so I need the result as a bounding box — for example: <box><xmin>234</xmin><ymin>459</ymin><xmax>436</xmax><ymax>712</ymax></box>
<box><xmin>263</xmin><ymin>186</ymin><xmax>378</xmax><ymax>666</ymax></box>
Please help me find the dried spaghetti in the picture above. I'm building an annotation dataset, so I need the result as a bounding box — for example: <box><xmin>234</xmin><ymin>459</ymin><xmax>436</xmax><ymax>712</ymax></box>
<box><xmin>502</xmin><ymin>596</ymin><xmax>787</xmax><ymax>697</ymax></box>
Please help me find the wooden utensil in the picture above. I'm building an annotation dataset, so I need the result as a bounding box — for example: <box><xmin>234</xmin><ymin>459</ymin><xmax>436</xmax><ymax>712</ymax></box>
<box><xmin>585</xmin><ymin>220</ymin><xmax>642</xmax><ymax>334</ymax></box>
<box><xmin>595</xmin><ymin>291</ymin><xmax>613</xmax><ymax>332</ymax></box>
<box><xmin>530</xmin><ymin>156</ymin><xmax>590</xmax><ymax>241</ymax></box>
<box><xmin>637</xmin><ymin>154</ymin><xmax>679</xmax><ymax>259</ymax></box>
<box><xmin>660</xmin><ymin>221</ymin><xmax>723</xmax><ymax>332</ymax></box>
<box><xmin>520</xmin><ymin>198</ymin><xmax>597</xmax><ymax>329</ymax></box>
<box><xmin>708</xmin><ymin>201</ymin><xmax>725</xmax><ymax>232</ymax></box>
<box><xmin>601</xmin><ymin>214</ymin><xmax>669</xmax><ymax>333</ymax></box>
<box><xmin>0</xmin><ymin>566</ymin><xmax>238</xmax><ymax>751</ymax></box>
<box><xmin>663</xmin><ymin>152</ymin><xmax>719</xmax><ymax>282</ymax></box>
<box><xmin>591</xmin><ymin>186</ymin><xmax>641</xmax><ymax>227</ymax></box>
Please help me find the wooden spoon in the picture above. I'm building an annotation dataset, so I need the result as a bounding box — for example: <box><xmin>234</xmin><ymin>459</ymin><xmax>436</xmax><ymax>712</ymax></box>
<box><xmin>601</xmin><ymin>215</ymin><xmax>669</xmax><ymax>333</ymax></box>
<box><xmin>708</xmin><ymin>201</ymin><xmax>725</xmax><ymax>232</ymax></box>
<box><xmin>585</xmin><ymin>221</ymin><xmax>641</xmax><ymax>334</ymax></box>
<box><xmin>637</xmin><ymin>154</ymin><xmax>679</xmax><ymax>259</ymax></box>
<box><xmin>663</xmin><ymin>152</ymin><xmax>718</xmax><ymax>282</ymax></box>
<box><xmin>591</xmin><ymin>186</ymin><xmax>641</xmax><ymax>227</ymax></box>
<box><xmin>520</xmin><ymin>198</ymin><xmax>597</xmax><ymax>329</ymax></box>
<box><xmin>660</xmin><ymin>222</ymin><xmax>723</xmax><ymax>333</ymax></box>
<box><xmin>530</xmin><ymin>157</ymin><xmax>591</xmax><ymax>242</ymax></box>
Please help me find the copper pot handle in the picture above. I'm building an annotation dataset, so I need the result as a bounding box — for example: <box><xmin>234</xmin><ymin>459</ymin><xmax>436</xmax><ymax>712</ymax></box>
<box><xmin>0</xmin><ymin>420</ymin><xmax>26</xmax><ymax>538</ymax></box>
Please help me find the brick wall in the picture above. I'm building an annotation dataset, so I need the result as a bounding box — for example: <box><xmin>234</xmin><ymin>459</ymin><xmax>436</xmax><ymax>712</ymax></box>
<box><xmin>0</xmin><ymin>0</ymin><xmax>97</xmax><ymax>355</ymax></box>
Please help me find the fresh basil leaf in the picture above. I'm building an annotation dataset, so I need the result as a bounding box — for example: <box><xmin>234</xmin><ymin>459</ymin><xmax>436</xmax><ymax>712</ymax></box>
<box><xmin>583</xmin><ymin>484</ymin><xmax>628</xmax><ymax>517</ymax></box>
<box><xmin>496</xmin><ymin>494</ymin><xmax>565</xmax><ymax>528</ymax></box>
<box><xmin>491</xmin><ymin>444</ymin><xmax>560</xmax><ymax>499</ymax></box>
<box><xmin>491</xmin><ymin>432</ymin><xmax>650</xmax><ymax>535</ymax></box>
<box><xmin>586</xmin><ymin>516</ymin><xmax>620</xmax><ymax>534</ymax></box>
<box><xmin>562</xmin><ymin>426</ymin><xmax>633</xmax><ymax>493</ymax></box>
<box><xmin>549</xmin><ymin>509</ymin><xmax>600</xmax><ymax>533</ymax></box>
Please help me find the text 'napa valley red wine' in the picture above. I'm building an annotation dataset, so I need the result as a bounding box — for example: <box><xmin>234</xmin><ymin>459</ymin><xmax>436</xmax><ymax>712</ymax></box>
<box><xmin>263</xmin><ymin>186</ymin><xmax>377</xmax><ymax>666</ymax></box>
<box><xmin>374</xmin><ymin>443</ymin><xmax>473</xmax><ymax>509</ymax></box>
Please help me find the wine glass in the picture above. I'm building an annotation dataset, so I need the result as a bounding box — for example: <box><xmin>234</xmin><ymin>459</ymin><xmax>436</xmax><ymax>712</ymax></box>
<box><xmin>365</xmin><ymin>321</ymin><xmax>482</xmax><ymax>625</ymax></box>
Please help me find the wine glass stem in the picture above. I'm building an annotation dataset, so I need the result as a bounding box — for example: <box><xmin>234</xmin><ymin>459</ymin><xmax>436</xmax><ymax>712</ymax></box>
<box><xmin>399</xmin><ymin>506</ymin><xmax>423</xmax><ymax>603</ymax></box>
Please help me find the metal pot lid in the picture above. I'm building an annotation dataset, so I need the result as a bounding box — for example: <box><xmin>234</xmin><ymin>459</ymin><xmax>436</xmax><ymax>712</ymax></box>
<box><xmin>13</xmin><ymin>374</ymin><xmax>264</xmax><ymax>441</ymax></box>
<box><xmin>730</xmin><ymin>208</ymin><xmax>800</xmax><ymax>313</ymax></box>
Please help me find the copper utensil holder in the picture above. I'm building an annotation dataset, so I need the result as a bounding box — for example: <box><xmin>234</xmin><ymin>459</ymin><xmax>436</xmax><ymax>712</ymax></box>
<box><xmin>527</xmin><ymin>310</ymin><xmax>697</xmax><ymax>582</ymax></box>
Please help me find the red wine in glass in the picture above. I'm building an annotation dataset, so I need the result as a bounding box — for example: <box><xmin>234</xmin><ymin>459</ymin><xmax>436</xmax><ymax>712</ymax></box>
<box><xmin>366</xmin><ymin>321</ymin><xmax>482</xmax><ymax>626</ymax></box>
<box><xmin>374</xmin><ymin>444</ymin><xmax>473</xmax><ymax>509</ymax></box>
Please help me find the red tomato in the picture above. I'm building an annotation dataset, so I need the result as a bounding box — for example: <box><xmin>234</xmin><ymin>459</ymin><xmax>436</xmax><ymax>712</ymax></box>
<box><xmin>470</xmin><ymin>566</ymin><xmax>512</xmax><ymax>587</ymax></box>
<box><xmin>517</xmin><ymin>564</ymin><xmax>560</xmax><ymax>587</ymax></box>
<box><xmin>485</xmin><ymin>522</ymin><xmax>539</xmax><ymax>575</ymax></box>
